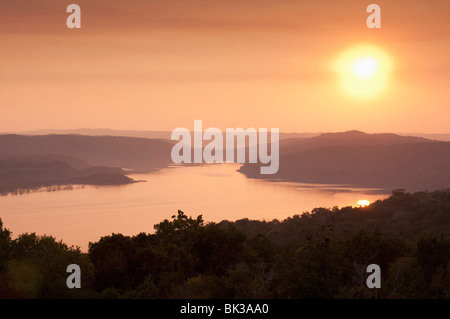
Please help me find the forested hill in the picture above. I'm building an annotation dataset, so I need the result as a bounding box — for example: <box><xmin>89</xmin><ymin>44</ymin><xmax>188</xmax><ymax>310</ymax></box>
<box><xmin>0</xmin><ymin>134</ymin><xmax>174</xmax><ymax>172</ymax></box>
<box><xmin>0</xmin><ymin>155</ymin><xmax>136</xmax><ymax>194</ymax></box>
<box><xmin>239</xmin><ymin>131</ymin><xmax>450</xmax><ymax>192</ymax></box>
<box><xmin>2</xmin><ymin>132</ymin><xmax>449</xmax><ymax>192</ymax></box>
<box><xmin>0</xmin><ymin>189</ymin><xmax>449</xmax><ymax>299</ymax></box>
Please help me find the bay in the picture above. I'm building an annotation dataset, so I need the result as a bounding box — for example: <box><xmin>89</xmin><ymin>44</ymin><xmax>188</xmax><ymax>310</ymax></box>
<box><xmin>0</xmin><ymin>164</ymin><xmax>389</xmax><ymax>251</ymax></box>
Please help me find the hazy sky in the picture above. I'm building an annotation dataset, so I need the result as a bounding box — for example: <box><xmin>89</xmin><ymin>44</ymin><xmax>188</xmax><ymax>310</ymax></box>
<box><xmin>1</xmin><ymin>0</ymin><xmax>449</xmax><ymax>133</ymax></box>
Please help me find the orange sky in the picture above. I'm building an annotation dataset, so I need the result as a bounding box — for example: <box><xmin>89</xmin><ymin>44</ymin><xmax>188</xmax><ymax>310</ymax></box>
<box><xmin>1</xmin><ymin>0</ymin><xmax>449</xmax><ymax>133</ymax></box>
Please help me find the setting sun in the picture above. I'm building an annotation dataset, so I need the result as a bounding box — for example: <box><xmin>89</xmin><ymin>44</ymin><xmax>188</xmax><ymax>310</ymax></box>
<box><xmin>352</xmin><ymin>57</ymin><xmax>378</xmax><ymax>79</ymax></box>
<box><xmin>356</xmin><ymin>200</ymin><xmax>371</xmax><ymax>207</ymax></box>
<box><xmin>334</xmin><ymin>44</ymin><xmax>392</xmax><ymax>99</ymax></box>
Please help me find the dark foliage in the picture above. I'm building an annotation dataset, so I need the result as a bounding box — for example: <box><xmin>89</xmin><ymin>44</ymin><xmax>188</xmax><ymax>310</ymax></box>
<box><xmin>0</xmin><ymin>190</ymin><xmax>449</xmax><ymax>298</ymax></box>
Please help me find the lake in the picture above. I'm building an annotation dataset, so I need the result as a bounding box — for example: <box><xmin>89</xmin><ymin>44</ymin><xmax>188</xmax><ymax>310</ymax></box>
<box><xmin>0</xmin><ymin>164</ymin><xmax>389</xmax><ymax>251</ymax></box>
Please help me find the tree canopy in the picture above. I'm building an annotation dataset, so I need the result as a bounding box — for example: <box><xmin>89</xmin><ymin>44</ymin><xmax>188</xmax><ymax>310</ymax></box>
<box><xmin>0</xmin><ymin>189</ymin><xmax>449</xmax><ymax>299</ymax></box>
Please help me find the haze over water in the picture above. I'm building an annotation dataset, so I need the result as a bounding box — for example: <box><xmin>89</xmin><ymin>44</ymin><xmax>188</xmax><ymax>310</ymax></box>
<box><xmin>0</xmin><ymin>164</ymin><xmax>389</xmax><ymax>252</ymax></box>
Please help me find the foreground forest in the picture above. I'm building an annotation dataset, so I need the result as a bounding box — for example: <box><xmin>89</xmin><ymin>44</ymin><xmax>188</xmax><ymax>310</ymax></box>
<box><xmin>0</xmin><ymin>189</ymin><xmax>449</xmax><ymax>299</ymax></box>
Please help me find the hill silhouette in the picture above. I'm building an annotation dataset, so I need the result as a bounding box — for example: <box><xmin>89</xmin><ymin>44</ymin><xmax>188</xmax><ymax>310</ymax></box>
<box><xmin>239</xmin><ymin>131</ymin><xmax>450</xmax><ymax>192</ymax></box>
<box><xmin>0</xmin><ymin>155</ymin><xmax>136</xmax><ymax>194</ymax></box>
<box><xmin>1</xmin><ymin>131</ymin><xmax>449</xmax><ymax>193</ymax></box>
<box><xmin>0</xmin><ymin>134</ymin><xmax>174</xmax><ymax>172</ymax></box>
<box><xmin>11</xmin><ymin>128</ymin><xmax>450</xmax><ymax>142</ymax></box>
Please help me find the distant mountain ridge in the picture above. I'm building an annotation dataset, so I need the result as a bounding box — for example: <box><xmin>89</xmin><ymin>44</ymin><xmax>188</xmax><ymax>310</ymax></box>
<box><xmin>0</xmin><ymin>134</ymin><xmax>177</xmax><ymax>193</ymax></box>
<box><xmin>280</xmin><ymin>130</ymin><xmax>432</xmax><ymax>156</ymax></box>
<box><xmin>0</xmin><ymin>134</ymin><xmax>174</xmax><ymax>172</ymax></box>
<box><xmin>6</xmin><ymin>128</ymin><xmax>450</xmax><ymax>142</ymax></box>
<box><xmin>0</xmin><ymin>131</ymin><xmax>449</xmax><ymax>193</ymax></box>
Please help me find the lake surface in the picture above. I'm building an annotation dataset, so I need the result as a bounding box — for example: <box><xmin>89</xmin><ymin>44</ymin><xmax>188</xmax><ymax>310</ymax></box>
<box><xmin>0</xmin><ymin>164</ymin><xmax>389</xmax><ymax>251</ymax></box>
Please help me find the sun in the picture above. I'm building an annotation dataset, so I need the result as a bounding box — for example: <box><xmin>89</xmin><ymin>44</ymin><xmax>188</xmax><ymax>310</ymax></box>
<box><xmin>352</xmin><ymin>57</ymin><xmax>378</xmax><ymax>79</ymax></box>
<box><xmin>334</xmin><ymin>44</ymin><xmax>392</xmax><ymax>99</ymax></box>
<box><xmin>356</xmin><ymin>200</ymin><xmax>371</xmax><ymax>208</ymax></box>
